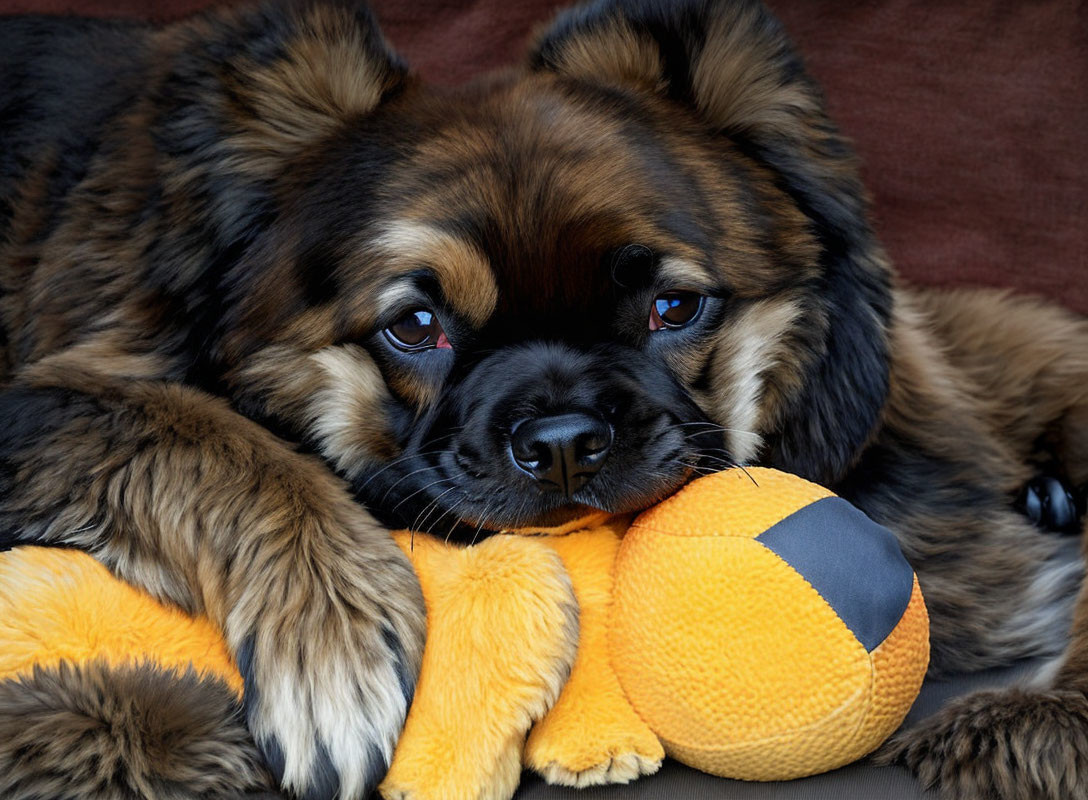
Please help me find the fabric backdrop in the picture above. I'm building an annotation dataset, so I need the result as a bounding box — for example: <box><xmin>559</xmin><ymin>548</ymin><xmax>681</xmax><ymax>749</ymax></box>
<box><xmin>3</xmin><ymin>0</ymin><xmax>1084</xmax><ymax>313</ymax></box>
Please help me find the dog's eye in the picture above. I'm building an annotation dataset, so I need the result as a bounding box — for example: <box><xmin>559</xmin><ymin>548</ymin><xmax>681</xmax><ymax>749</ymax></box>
<box><xmin>650</xmin><ymin>291</ymin><xmax>705</xmax><ymax>331</ymax></box>
<box><xmin>384</xmin><ymin>309</ymin><xmax>451</xmax><ymax>351</ymax></box>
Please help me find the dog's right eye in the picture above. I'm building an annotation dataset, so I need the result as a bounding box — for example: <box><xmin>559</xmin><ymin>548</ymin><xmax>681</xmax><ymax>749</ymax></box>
<box><xmin>649</xmin><ymin>291</ymin><xmax>705</xmax><ymax>331</ymax></box>
<box><xmin>384</xmin><ymin>309</ymin><xmax>450</xmax><ymax>351</ymax></box>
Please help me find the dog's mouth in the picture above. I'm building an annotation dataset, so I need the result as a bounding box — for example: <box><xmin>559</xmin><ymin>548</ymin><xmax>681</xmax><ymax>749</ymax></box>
<box><xmin>355</xmin><ymin>417</ymin><xmax>730</xmax><ymax>541</ymax></box>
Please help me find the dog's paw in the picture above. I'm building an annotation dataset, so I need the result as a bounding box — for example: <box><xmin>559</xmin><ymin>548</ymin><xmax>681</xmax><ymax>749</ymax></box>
<box><xmin>877</xmin><ymin>687</ymin><xmax>1088</xmax><ymax>800</ymax></box>
<box><xmin>233</xmin><ymin>536</ymin><xmax>426</xmax><ymax>800</ymax></box>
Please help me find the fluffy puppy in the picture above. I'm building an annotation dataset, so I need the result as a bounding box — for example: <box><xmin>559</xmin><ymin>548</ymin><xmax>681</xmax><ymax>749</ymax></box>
<box><xmin>1</xmin><ymin>1</ymin><xmax>1087</xmax><ymax>799</ymax></box>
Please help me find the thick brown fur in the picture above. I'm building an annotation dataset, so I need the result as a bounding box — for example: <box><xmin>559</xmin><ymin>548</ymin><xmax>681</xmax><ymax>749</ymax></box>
<box><xmin>2</xmin><ymin>1</ymin><xmax>1087</xmax><ymax>799</ymax></box>
<box><xmin>0</xmin><ymin>661</ymin><xmax>273</xmax><ymax>799</ymax></box>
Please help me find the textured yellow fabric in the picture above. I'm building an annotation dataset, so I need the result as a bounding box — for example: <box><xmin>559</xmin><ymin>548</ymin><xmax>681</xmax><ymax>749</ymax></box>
<box><xmin>0</xmin><ymin>546</ymin><xmax>242</xmax><ymax>696</ymax></box>
<box><xmin>609</xmin><ymin>467</ymin><xmax>929</xmax><ymax>781</ymax></box>
<box><xmin>852</xmin><ymin>575</ymin><xmax>930</xmax><ymax>753</ymax></box>
<box><xmin>636</xmin><ymin>466</ymin><xmax>836</xmax><ymax>540</ymax></box>
<box><xmin>381</xmin><ymin>533</ymin><xmax>578</xmax><ymax>800</ymax></box>
<box><xmin>0</xmin><ymin>538</ymin><xmax>580</xmax><ymax>800</ymax></box>
<box><xmin>523</xmin><ymin>522</ymin><xmax>664</xmax><ymax>787</ymax></box>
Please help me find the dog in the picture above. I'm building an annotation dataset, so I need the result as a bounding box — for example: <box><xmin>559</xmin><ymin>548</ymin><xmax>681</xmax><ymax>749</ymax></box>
<box><xmin>2</xmin><ymin>0</ymin><xmax>1087</xmax><ymax>798</ymax></box>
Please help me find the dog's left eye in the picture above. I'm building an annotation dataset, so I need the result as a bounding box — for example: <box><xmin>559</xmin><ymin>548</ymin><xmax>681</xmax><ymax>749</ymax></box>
<box><xmin>384</xmin><ymin>309</ymin><xmax>451</xmax><ymax>351</ymax></box>
<box><xmin>649</xmin><ymin>291</ymin><xmax>705</xmax><ymax>331</ymax></box>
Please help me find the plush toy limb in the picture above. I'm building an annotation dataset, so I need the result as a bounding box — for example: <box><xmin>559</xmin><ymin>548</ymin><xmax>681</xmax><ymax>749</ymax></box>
<box><xmin>380</xmin><ymin>533</ymin><xmax>579</xmax><ymax>800</ymax></box>
<box><xmin>524</xmin><ymin>522</ymin><xmax>665</xmax><ymax>787</ymax></box>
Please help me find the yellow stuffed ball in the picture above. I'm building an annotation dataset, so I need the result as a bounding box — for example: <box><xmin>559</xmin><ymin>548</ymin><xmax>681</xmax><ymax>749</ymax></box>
<box><xmin>610</xmin><ymin>467</ymin><xmax>929</xmax><ymax>781</ymax></box>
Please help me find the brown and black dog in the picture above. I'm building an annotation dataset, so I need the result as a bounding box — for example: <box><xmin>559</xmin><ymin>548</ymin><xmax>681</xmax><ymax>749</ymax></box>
<box><xmin>2</xmin><ymin>1</ymin><xmax>1087</xmax><ymax>798</ymax></box>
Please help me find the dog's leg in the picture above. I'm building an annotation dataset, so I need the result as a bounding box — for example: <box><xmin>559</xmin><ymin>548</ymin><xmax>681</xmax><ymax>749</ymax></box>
<box><xmin>0</xmin><ymin>661</ymin><xmax>275</xmax><ymax>800</ymax></box>
<box><xmin>0</xmin><ymin>368</ymin><xmax>425</xmax><ymax>800</ymax></box>
<box><xmin>876</xmin><ymin>291</ymin><xmax>1088</xmax><ymax>799</ymax></box>
<box><xmin>911</xmin><ymin>288</ymin><xmax>1088</xmax><ymax>485</ymax></box>
<box><xmin>879</xmin><ymin>518</ymin><xmax>1088</xmax><ymax>800</ymax></box>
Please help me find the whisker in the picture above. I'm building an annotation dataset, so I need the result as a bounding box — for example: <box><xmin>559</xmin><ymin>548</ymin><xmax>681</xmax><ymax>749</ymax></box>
<box><xmin>388</xmin><ymin>477</ymin><xmax>455</xmax><ymax>516</ymax></box>
<box><xmin>667</xmin><ymin>421</ymin><xmax>757</xmax><ymax>437</ymax></box>
<box><xmin>733</xmin><ymin>463</ymin><xmax>758</xmax><ymax>485</ymax></box>
<box><xmin>408</xmin><ymin>494</ymin><xmax>444</xmax><ymax>535</ymax></box>
<box><xmin>470</xmin><ymin>499</ymin><xmax>498</xmax><ymax>546</ymax></box>
<box><xmin>671</xmin><ymin>451</ymin><xmax>760</xmax><ymax>486</ymax></box>
<box><xmin>441</xmin><ymin>495</ymin><xmax>472</xmax><ymax>544</ymax></box>
<box><xmin>379</xmin><ymin>463</ymin><xmax>443</xmax><ymax>505</ymax></box>
<box><xmin>411</xmin><ymin>486</ymin><xmax>461</xmax><ymax>534</ymax></box>
<box><xmin>355</xmin><ymin>452</ymin><xmax>418</xmax><ymax>492</ymax></box>
<box><xmin>357</xmin><ymin>427</ymin><xmax>464</xmax><ymax>492</ymax></box>
<box><xmin>695</xmin><ymin>453</ymin><xmax>737</xmax><ymax>468</ymax></box>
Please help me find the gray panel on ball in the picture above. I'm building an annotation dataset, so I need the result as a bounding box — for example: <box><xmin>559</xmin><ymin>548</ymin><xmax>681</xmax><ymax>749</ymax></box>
<box><xmin>756</xmin><ymin>497</ymin><xmax>915</xmax><ymax>652</ymax></box>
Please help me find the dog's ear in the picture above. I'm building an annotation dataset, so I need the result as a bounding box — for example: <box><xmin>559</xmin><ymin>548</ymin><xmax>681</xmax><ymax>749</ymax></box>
<box><xmin>138</xmin><ymin>1</ymin><xmax>406</xmax><ymax>371</ymax></box>
<box><xmin>150</xmin><ymin>0</ymin><xmax>405</xmax><ymax>236</ymax></box>
<box><xmin>530</xmin><ymin>0</ymin><xmax>893</xmax><ymax>486</ymax></box>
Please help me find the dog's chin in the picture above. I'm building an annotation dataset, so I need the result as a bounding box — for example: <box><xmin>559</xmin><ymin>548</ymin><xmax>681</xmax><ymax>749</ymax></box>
<box><xmin>482</xmin><ymin>502</ymin><xmax>609</xmax><ymax>532</ymax></box>
<box><xmin>434</xmin><ymin>503</ymin><xmax>602</xmax><ymax>541</ymax></box>
<box><xmin>417</xmin><ymin>464</ymin><xmax>698</xmax><ymax>542</ymax></box>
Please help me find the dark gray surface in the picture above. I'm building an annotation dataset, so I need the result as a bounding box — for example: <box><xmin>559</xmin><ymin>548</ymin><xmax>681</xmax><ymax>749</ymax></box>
<box><xmin>514</xmin><ymin>658</ymin><xmax>1045</xmax><ymax>798</ymax></box>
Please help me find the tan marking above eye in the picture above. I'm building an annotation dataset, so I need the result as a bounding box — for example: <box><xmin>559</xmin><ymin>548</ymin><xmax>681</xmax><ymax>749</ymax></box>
<box><xmin>370</xmin><ymin>219</ymin><xmax>498</xmax><ymax>327</ymax></box>
<box><xmin>697</xmin><ymin>297</ymin><xmax>804</xmax><ymax>464</ymax></box>
<box><xmin>656</xmin><ymin>256</ymin><xmax>716</xmax><ymax>291</ymax></box>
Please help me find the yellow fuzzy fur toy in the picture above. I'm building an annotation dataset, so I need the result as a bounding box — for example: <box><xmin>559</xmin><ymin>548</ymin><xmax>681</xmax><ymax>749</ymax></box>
<box><xmin>0</xmin><ymin>468</ymin><xmax>928</xmax><ymax>799</ymax></box>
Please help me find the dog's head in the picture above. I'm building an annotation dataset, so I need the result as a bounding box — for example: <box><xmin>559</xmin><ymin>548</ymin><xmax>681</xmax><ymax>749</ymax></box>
<box><xmin>178</xmin><ymin>0</ymin><xmax>893</xmax><ymax>533</ymax></box>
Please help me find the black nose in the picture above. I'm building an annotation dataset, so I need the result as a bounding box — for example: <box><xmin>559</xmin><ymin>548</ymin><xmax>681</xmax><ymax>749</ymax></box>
<box><xmin>510</xmin><ymin>413</ymin><xmax>613</xmax><ymax>496</ymax></box>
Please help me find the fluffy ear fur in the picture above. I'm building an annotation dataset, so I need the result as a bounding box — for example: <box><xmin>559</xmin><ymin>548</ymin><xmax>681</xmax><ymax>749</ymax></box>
<box><xmin>139</xmin><ymin>0</ymin><xmax>407</xmax><ymax>375</ymax></box>
<box><xmin>530</xmin><ymin>0</ymin><xmax>893</xmax><ymax>486</ymax></box>
<box><xmin>155</xmin><ymin>0</ymin><xmax>405</xmax><ymax>187</ymax></box>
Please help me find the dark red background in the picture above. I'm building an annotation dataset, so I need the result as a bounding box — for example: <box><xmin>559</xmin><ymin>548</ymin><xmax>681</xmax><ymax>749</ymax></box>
<box><xmin>3</xmin><ymin>0</ymin><xmax>1084</xmax><ymax>313</ymax></box>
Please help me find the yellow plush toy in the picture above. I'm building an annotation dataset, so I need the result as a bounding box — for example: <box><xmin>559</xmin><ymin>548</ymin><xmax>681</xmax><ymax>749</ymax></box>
<box><xmin>0</xmin><ymin>468</ymin><xmax>928</xmax><ymax>800</ymax></box>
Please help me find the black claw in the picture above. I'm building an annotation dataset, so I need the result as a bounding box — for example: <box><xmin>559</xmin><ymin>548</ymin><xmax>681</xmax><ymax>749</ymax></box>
<box><xmin>1017</xmin><ymin>475</ymin><xmax>1085</xmax><ymax>534</ymax></box>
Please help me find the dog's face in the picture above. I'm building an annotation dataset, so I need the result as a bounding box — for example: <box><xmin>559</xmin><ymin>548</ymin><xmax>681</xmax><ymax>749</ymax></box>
<box><xmin>203</xmin><ymin>0</ymin><xmax>893</xmax><ymax>534</ymax></box>
<box><xmin>317</xmin><ymin>76</ymin><xmax>816</xmax><ymax>532</ymax></box>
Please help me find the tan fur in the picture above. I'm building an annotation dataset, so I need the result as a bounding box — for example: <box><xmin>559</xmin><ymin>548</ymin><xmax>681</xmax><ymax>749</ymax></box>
<box><xmin>371</xmin><ymin>219</ymin><xmax>500</xmax><ymax>328</ymax></box>
<box><xmin>546</xmin><ymin>24</ymin><xmax>667</xmax><ymax>94</ymax></box>
<box><xmin>696</xmin><ymin>297</ymin><xmax>804</xmax><ymax>463</ymax></box>
<box><xmin>224</xmin><ymin>8</ymin><xmax>401</xmax><ymax>178</ymax></box>
<box><xmin>693</xmin><ymin>9</ymin><xmax>820</xmax><ymax>136</ymax></box>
